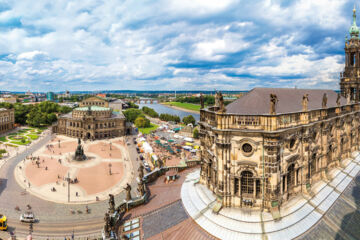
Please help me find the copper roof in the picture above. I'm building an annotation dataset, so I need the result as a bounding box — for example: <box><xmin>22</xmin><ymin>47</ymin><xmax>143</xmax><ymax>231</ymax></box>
<box><xmin>225</xmin><ymin>88</ymin><xmax>347</xmax><ymax>115</ymax></box>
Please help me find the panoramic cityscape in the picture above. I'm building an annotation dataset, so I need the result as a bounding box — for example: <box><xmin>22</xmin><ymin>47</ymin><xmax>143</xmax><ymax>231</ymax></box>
<box><xmin>0</xmin><ymin>1</ymin><xmax>359</xmax><ymax>240</ymax></box>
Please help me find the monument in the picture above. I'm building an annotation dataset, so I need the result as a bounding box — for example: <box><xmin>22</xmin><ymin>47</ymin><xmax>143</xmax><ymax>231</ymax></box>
<box><xmin>74</xmin><ymin>138</ymin><xmax>86</xmax><ymax>161</ymax></box>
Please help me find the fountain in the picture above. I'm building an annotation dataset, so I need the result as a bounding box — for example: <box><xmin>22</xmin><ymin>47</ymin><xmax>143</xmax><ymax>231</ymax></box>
<box><xmin>74</xmin><ymin>138</ymin><xmax>86</xmax><ymax>161</ymax></box>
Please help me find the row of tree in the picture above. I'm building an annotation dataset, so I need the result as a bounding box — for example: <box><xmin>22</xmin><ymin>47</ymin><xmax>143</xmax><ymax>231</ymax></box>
<box><xmin>123</xmin><ymin>107</ymin><xmax>196</xmax><ymax>128</ymax></box>
<box><xmin>174</xmin><ymin>95</ymin><xmax>215</xmax><ymax>105</ymax></box>
<box><xmin>0</xmin><ymin>101</ymin><xmax>72</xmax><ymax>127</ymax></box>
<box><xmin>159</xmin><ymin>113</ymin><xmax>181</xmax><ymax>123</ymax></box>
<box><xmin>142</xmin><ymin>106</ymin><xmax>159</xmax><ymax>118</ymax></box>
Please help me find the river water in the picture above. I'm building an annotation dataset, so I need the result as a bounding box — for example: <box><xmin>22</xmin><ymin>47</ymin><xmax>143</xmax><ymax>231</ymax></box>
<box><xmin>138</xmin><ymin>102</ymin><xmax>200</xmax><ymax>122</ymax></box>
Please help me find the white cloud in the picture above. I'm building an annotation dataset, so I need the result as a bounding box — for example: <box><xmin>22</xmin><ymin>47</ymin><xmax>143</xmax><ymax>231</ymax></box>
<box><xmin>0</xmin><ymin>0</ymin><xmax>354</xmax><ymax>91</ymax></box>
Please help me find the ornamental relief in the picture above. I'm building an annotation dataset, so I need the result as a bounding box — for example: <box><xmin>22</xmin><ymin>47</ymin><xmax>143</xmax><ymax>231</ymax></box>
<box><xmin>235</xmin><ymin>138</ymin><xmax>259</xmax><ymax>157</ymax></box>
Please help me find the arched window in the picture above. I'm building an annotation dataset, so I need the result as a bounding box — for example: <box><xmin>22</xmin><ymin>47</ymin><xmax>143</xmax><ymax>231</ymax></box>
<box><xmin>287</xmin><ymin>164</ymin><xmax>295</xmax><ymax>189</ymax></box>
<box><xmin>241</xmin><ymin>171</ymin><xmax>254</xmax><ymax>196</ymax></box>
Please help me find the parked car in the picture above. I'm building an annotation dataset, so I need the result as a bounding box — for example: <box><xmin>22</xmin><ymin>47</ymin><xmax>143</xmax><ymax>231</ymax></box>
<box><xmin>143</xmin><ymin>162</ymin><xmax>151</xmax><ymax>172</ymax></box>
<box><xmin>20</xmin><ymin>211</ymin><xmax>37</xmax><ymax>223</ymax></box>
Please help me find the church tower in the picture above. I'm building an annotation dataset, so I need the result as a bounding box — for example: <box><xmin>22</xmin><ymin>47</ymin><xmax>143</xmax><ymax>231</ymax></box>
<box><xmin>340</xmin><ymin>6</ymin><xmax>360</xmax><ymax>101</ymax></box>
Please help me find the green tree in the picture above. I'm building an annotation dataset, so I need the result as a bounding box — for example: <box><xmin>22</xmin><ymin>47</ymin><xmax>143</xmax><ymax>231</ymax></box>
<box><xmin>14</xmin><ymin>103</ymin><xmax>33</xmax><ymax>124</ymax></box>
<box><xmin>142</xmin><ymin>106</ymin><xmax>159</xmax><ymax>118</ymax></box>
<box><xmin>193</xmin><ymin>128</ymin><xmax>199</xmax><ymax>139</ymax></box>
<box><xmin>159</xmin><ymin>114</ymin><xmax>180</xmax><ymax>123</ymax></box>
<box><xmin>128</xmin><ymin>102</ymin><xmax>139</xmax><ymax>109</ymax></box>
<box><xmin>123</xmin><ymin>109</ymin><xmax>144</xmax><ymax>122</ymax></box>
<box><xmin>135</xmin><ymin>117</ymin><xmax>151</xmax><ymax>128</ymax></box>
<box><xmin>183</xmin><ymin>115</ymin><xmax>196</xmax><ymax>126</ymax></box>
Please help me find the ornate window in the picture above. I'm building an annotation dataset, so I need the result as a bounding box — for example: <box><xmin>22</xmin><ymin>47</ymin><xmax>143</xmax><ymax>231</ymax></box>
<box><xmin>287</xmin><ymin>164</ymin><xmax>295</xmax><ymax>189</ymax></box>
<box><xmin>242</xmin><ymin>143</ymin><xmax>252</xmax><ymax>153</ymax></box>
<box><xmin>241</xmin><ymin>171</ymin><xmax>254</xmax><ymax>195</ymax></box>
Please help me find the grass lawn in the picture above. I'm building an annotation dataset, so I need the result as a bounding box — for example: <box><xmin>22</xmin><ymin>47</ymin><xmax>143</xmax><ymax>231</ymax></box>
<box><xmin>27</xmin><ymin>134</ymin><xmax>39</xmax><ymax>140</ymax></box>
<box><xmin>10</xmin><ymin>140</ymin><xmax>31</xmax><ymax>145</ymax></box>
<box><xmin>138</xmin><ymin>123</ymin><xmax>159</xmax><ymax>134</ymax></box>
<box><xmin>164</xmin><ymin>102</ymin><xmax>201</xmax><ymax>112</ymax></box>
<box><xmin>6</xmin><ymin>143</ymin><xmax>18</xmax><ymax>148</ymax></box>
<box><xmin>0</xmin><ymin>136</ymin><xmax>7</xmax><ymax>142</ymax></box>
<box><xmin>8</xmin><ymin>135</ymin><xmax>25</xmax><ymax>141</ymax></box>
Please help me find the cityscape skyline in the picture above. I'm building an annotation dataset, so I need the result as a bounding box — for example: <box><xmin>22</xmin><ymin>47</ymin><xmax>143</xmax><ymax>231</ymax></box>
<box><xmin>0</xmin><ymin>0</ymin><xmax>356</xmax><ymax>92</ymax></box>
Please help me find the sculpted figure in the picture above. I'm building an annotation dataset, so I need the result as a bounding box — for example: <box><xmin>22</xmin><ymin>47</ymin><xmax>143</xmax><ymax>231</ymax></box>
<box><xmin>137</xmin><ymin>178</ymin><xmax>146</xmax><ymax>196</ymax></box>
<box><xmin>302</xmin><ymin>94</ymin><xmax>309</xmax><ymax>111</ymax></box>
<box><xmin>138</xmin><ymin>165</ymin><xmax>144</xmax><ymax>180</ymax></box>
<box><xmin>218</xmin><ymin>92</ymin><xmax>225</xmax><ymax>112</ymax></box>
<box><xmin>108</xmin><ymin>194</ymin><xmax>115</xmax><ymax>213</ymax></box>
<box><xmin>124</xmin><ymin>183</ymin><xmax>132</xmax><ymax>201</ymax></box>
<box><xmin>200</xmin><ymin>93</ymin><xmax>204</xmax><ymax>109</ymax></box>
<box><xmin>347</xmin><ymin>89</ymin><xmax>351</xmax><ymax>104</ymax></box>
<box><xmin>215</xmin><ymin>91</ymin><xmax>220</xmax><ymax>107</ymax></box>
<box><xmin>270</xmin><ymin>94</ymin><xmax>278</xmax><ymax>114</ymax></box>
<box><xmin>104</xmin><ymin>213</ymin><xmax>111</xmax><ymax>237</ymax></box>
<box><xmin>322</xmin><ymin>93</ymin><xmax>327</xmax><ymax>108</ymax></box>
<box><xmin>336</xmin><ymin>93</ymin><xmax>341</xmax><ymax>106</ymax></box>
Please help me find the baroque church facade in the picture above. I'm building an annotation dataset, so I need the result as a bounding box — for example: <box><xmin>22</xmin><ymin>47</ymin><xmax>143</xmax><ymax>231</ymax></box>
<box><xmin>199</xmin><ymin>9</ymin><xmax>360</xmax><ymax>210</ymax></box>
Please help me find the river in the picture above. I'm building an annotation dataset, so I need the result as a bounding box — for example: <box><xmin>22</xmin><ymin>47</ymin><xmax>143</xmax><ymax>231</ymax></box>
<box><xmin>138</xmin><ymin>102</ymin><xmax>200</xmax><ymax>122</ymax></box>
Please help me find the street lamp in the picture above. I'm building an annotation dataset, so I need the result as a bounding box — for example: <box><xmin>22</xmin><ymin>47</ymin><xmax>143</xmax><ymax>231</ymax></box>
<box><xmin>67</xmin><ymin>172</ymin><xmax>70</xmax><ymax>202</ymax></box>
<box><xmin>108</xmin><ymin>163</ymin><xmax>112</xmax><ymax>175</ymax></box>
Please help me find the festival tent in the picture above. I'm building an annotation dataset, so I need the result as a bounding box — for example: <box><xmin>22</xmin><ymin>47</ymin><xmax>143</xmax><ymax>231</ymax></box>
<box><xmin>142</xmin><ymin>142</ymin><xmax>153</xmax><ymax>153</ymax></box>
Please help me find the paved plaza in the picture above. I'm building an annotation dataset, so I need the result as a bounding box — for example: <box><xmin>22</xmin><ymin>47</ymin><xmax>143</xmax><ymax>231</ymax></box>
<box><xmin>14</xmin><ymin>135</ymin><xmax>133</xmax><ymax>203</ymax></box>
<box><xmin>0</xmin><ymin>129</ymin><xmax>142</xmax><ymax>239</ymax></box>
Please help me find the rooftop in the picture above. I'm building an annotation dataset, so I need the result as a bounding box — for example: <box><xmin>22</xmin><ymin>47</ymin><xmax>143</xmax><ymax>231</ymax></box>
<box><xmin>75</xmin><ymin>106</ymin><xmax>111</xmax><ymax>111</ymax></box>
<box><xmin>225</xmin><ymin>88</ymin><xmax>347</xmax><ymax>115</ymax></box>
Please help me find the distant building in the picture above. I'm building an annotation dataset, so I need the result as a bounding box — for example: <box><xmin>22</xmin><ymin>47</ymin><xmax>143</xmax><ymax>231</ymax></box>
<box><xmin>0</xmin><ymin>96</ymin><xmax>17</xmax><ymax>104</ymax></box>
<box><xmin>46</xmin><ymin>92</ymin><xmax>55</xmax><ymax>101</ymax></box>
<box><xmin>108</xmin><ymin>99</ymin><xmax>126</xmax><ymax>112</ymax></box>
<box><xmin>0</xmin><ymin>108</ymin><xmax>15</xmax><ymax>134</ymax></box>
<box><xmin>58</xmin><ymin>90</ymin><xmax>71</xmax><ymax>99</ymax></box>
<box><xmin>96</xmin><ymin>93</ymin><xmax>107</xmax><ymax>98</ymax></box>
<box><xmin>52</xmin><ymin>96</ymin><xmax>126</xmax><ymax>140</ymax></box>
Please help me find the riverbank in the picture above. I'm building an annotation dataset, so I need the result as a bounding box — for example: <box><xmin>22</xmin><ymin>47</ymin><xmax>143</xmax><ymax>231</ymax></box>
<box><xmin>161</xmin><ymin>102</ymin><xmax>200</xmax><ymax>114</ymax></box>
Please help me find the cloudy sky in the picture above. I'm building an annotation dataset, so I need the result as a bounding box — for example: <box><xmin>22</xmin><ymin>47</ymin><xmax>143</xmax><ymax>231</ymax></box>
<box><xmin>0</xmin><ymin>0</ymin><xmax>356</xmax><ymax>91</ymax></box>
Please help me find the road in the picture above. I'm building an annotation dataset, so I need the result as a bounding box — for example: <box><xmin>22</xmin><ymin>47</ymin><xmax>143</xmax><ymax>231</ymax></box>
<box><xmin>0</xmin><ymin>131</ymin><xmax>140</xmax><ymax>239</ymax></box>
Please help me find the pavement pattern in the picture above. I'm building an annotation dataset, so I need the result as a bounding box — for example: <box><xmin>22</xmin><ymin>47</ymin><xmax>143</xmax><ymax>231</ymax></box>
<box><xmin>0</xmin><ymin>131</ymin><xmax>141</xmax><ymax>239</ymax></box>
<box><xmin>14</xmin><ymin>135</ymin><xmax>131</xmax><ymax>203</ymax></box>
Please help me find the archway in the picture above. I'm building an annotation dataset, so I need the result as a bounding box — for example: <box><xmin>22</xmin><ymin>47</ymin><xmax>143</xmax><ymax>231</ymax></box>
<box><xmin>87</xmin><ymin>132</ymin><xmax>91</xmax><ymax>139</ymax></box>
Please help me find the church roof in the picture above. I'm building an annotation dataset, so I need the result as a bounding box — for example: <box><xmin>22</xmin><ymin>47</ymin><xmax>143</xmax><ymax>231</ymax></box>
<box><xmin>225</xmin><ymin>88</ymin><xmax>347</xmax><ymax>115</ymax></box>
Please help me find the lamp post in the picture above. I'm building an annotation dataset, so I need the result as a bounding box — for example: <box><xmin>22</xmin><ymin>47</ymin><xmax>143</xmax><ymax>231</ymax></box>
<box><xmin>67</xmin><ymin>172</ymin><xmax>70</xmax><ymax>202</ymax></box>
<box><xmin>108</xmin><ymin>163</ymin><xmax>112</xmax><ymax>175</ymax></box>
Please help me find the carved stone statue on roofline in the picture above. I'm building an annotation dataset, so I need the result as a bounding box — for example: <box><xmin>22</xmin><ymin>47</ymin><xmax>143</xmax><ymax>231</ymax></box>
<box><xmin>270</xmin><ymin>94</ymin><xmax>278</xmax><ymax>115</ymax></box>
<box><xmin>322</xmin><ymin>93</ymin><xmax>327</xmax><ymax>108</ymax></box>
<box><xmin>302</xmin><ymin>94</ymin><xmax>309</xmax><ymax>111</ymax></box>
